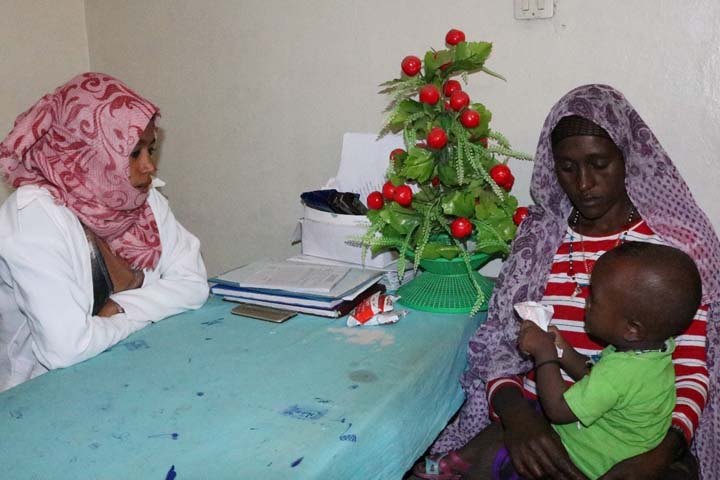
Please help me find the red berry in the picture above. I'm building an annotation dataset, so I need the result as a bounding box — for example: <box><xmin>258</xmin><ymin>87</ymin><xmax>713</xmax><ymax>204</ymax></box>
<box><xmin>389</xmin><ymin>148</ymin><xmax>406</xmax><ymax>162</ymax></box>
<box><xmin>451</xmin><ymin>217</ymin><xmax>472</xmax><ymax>238</ymax></box>
<box><xmin>479</xmin><ymin>137</ymin><xmax>488</xmax><ymax>148</ymax></box>
<box><xmin>460</xmin><ymin>109</ymin><xmax>480</xmax><ymax>128</ymax></box>
<box><xmin>490</xmin><ymin>164</ymin><xmax>512</xmax><ymax>187</ymax></box>
<box><xmin>427</xmin><ymin>127</ymin><xmax>447</xmax><ymax>149</ymax></box>
<box><xmin>445</xmin><ymin>29</ymin><xmax>466</xmax><ymax>46</ymax></box>
<box><xmin>502</xmin><ymin>174</ymin><xmax>515</xmax><ymax>191</ymax></box>
<box><xmin>393</xmin><ymin>185</ymin><xmax>413</xmax><ymax>206</ymax></box>
<box><xmin>443</xmin><ymin>80</ymin><xmax>462</xmax><ymax>97</ymax></box>
<box><xmin>449</xmin><ymin>91</ymin><xmax>470</xmax><ymax>111</ymax></box>
<box><xmin>419</xmin><ymin>85</ymin><xmax>440</xmax><ymax>105</ymax></box>
<box><xmin>431</xmin><ymin>176</ymin><xmax>440</xmax><ymax>187</ymax></box>
<box><xmin>513</xmin><ymin>207</ymin><xmax>529</xmax><ymax>225</ymax></box>
<box><xmin>401</xmin><ymin>55</ymin><xmax>422</xmax><ymax>76</ymax></box>
<box><xmin>382</xmin><ymin>181</ymin><xmax>396</xmax><ymax>200</ymax></box>
<box><xmin>367</xmin><ymin>191</ymin><xmax>384</xmax><ymax>210</ymax></box>
<box><xmin>444</xmin><ymin>100</ymin><xmax>451</xmax><ymax>111</ymax></box>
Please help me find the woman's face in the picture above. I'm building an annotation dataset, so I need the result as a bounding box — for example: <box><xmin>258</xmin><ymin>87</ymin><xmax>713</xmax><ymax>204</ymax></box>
<box><xmin>128</xmin><ymin>118</ymin><xmax>157</xmax><ymax>191</ymax></box>
<box><xmin>553</xmin><ymin>135</ymin><xmax>631</xmax><ymax>224</ymax></box>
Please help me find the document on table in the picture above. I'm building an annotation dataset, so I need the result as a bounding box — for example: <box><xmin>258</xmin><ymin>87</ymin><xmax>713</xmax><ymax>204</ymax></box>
<box><xmin>213</xmin><ymin>260</ymin><xmax>351</xmax><ymax>294</ymax></box>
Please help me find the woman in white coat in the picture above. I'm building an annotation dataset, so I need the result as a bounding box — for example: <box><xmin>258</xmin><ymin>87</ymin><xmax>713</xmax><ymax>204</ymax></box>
<box><xmin>0</xmin><ymin>72</ymin><xmax>209</xmax><ymax>392</ymax></box>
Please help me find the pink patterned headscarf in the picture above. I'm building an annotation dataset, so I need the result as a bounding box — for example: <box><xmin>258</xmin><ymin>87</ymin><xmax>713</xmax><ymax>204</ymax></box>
<box><xmin>0</xmin><ymin>72</ymin><xmax>161</xmax><ymax>270</ymax></box>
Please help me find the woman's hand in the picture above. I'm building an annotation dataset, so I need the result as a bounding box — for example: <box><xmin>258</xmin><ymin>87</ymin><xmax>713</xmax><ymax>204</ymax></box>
<box><xmin>503</xmin><ymin>400</ymin><xmax>587</xmax><ymax>479</ymax></box>
<box><xmin>96</xmin><ymin>299</ymin><xmax>124</xmax><ymax>317</ymax></box>
<box><xmin>493</xmin><ymin>387</ymin><xmax>587</xmax><ymax>480</ymax></box>
<box><xmin>94</xmin><ymin>237</ymin><xmax>144</xmax><ymax>292</ymax></box>
<box><xmin>518</xmin><ymin>320</ymin><xmax>556</xmax><ymax>360</ymax></box>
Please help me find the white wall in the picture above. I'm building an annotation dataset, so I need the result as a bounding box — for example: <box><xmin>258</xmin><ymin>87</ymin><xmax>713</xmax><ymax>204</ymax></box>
<box><xmin>0</xmin><ymin>0</ymin><xmax>90</xmax><ymax>201</ymax></box>
<box><xmin>7</xmin><ymin>1</ymin><xmax>720</xmax><ymax>276</ymax></box>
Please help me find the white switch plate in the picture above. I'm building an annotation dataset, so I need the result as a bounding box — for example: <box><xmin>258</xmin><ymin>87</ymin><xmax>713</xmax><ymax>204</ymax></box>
<box><xmin>514</xmin><ymin>0</ymin><xmax>554</xmax><ymax>20</ymax></box>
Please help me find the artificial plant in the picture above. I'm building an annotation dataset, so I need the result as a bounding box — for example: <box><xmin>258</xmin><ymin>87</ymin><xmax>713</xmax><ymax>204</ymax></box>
<box><xmin>361</xmin><ymin>29</ymin><xmax>532</xmax><ymax>288</ymax></box>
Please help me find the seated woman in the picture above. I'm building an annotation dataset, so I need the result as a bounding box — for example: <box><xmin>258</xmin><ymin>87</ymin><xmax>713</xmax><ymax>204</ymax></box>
<box><xmin>414</xmin><ymin>84</ymin><xmax>720</xmax><ymax>479</ymax></box>
<box><xmin>0</xmin><ymin>72</ymin><xmax>209</xmax><ymax>392</ymax></box>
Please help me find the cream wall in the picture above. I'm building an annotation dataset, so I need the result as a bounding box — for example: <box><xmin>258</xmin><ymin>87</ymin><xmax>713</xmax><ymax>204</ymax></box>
<box><xmin>6</xmin><ymin>1</ymin><xmax>720</xmax><ymax>276</ymax></box>
<box><xmin>0</xmin><ymin>0</ymin><xmax>89</xmax><ymax>200</ymax></box>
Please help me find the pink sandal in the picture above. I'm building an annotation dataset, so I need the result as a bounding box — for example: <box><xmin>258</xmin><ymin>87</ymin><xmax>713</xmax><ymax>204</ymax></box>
<box><xmin>412</xmin><ymin>450</ymin><xmax>473</xmax><ymax>480</ymax></box>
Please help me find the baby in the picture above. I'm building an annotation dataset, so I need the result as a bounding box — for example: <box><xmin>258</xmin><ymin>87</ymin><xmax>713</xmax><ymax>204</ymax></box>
<box><xmin>457</xmin><ymin>241</ymin><xmax>702</xmax><ymax>480</ymax></box>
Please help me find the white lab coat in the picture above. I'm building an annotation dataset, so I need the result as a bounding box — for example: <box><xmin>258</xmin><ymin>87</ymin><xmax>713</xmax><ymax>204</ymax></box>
<box><xmin>0</xmin><ymin>182</ymin><xmax>209</xmax><ymax>392</ymax></box>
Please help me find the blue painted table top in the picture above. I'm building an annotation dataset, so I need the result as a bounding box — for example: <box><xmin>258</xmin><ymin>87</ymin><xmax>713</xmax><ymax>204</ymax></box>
<box><xmin>0</xmin><ymin>296</ymin><xmax>484</xmax><ymax>480</ymax></box>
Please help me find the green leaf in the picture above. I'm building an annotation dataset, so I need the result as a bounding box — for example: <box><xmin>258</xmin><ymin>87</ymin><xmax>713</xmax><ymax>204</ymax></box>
<box><xmin>454</xmin><ymin>41</ymin><xmax>492</xmax><ymax>63</ymax></box>
<box><xmin>468</xmin><ymin>103</ymin><xmax>492</xmax><ymax>137</ymax></box>
<box><xmin>387</xmin><ymin>99</ymin><xmax>424</xmax><ymax>131</ymax></box>
<box><xmin>474</xmin><ymin>191</ymin><xmax>503</xmax><ymax>218</ymax></box>
<box><xmin>380</xmin><ymin>203</ymin><xmax>421</xmax><ymax>235</ymax></box>
<box><xmin>422</xmin><ymin>242</ymin><xmax>443</xmax><ymax>260</ymax></box>
<box><xmin>438</xmin><ymin>244</ymin><xmax>462</xmax><ymax>259</ymax></box>
<box><xmin>424</xmin><ymin>49</ymin><xmax>453</xmax><ymax>82</ymax></box>
<box><xmin>367</xmin><ymin>209</ymin><xmax>383</xmax><ymax>224</ymax></box>
<box><xmin>413</xmin><ymin>185</ymin><xmax>435</xmax><ymax>203</ymax></box>
<box><xmin>441</xmin><ymin>191</ymin><xmax>475</xmax><ymax>218</ymax></box>
<box><xmin>388</xmin><ymin>173</ymin><xmax>405</xmax><ymax>186</ymax></box>
<box><xmin>400</xmin><ymin>147</ymin><xmax>434</xmax><ymax>182</ymax></box>
<box><xmin>438</xmin><ymin>161</ymin><xmax>459</xmax><ymax>186</ymax></box>
<box><xmin>503</xmin><ymin>195</ymin><xmax>519</xmax><ymax>213</ymax></box>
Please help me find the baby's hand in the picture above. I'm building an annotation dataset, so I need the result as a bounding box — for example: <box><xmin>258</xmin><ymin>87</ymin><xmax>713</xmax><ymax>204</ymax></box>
<box><xmin>548</xmin><ymin>326</ymin><xmax>571</xmax><ymax>352</ymax></box>
<box><xmin>518</xmin><ymin>320</ymin><xmax>556</xmax><ymax>358</ymax></box>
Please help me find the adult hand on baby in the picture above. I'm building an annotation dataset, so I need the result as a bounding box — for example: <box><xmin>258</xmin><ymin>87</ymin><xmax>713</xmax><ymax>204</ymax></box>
<box><xmin>518</xmin><ymin>320</ymin><xmax>557</xmax><ymax>359</ymax></box>
<box><xmin>599</xmin><ymin>454</ymin><xmax>667</xmax><ymax>479</ymax></box>
<box><xmin>599</xmin><ymin>430</ymin><xmax>689</xmax><ymax>480</ymax></box>
<box><xmin>501</xmin><ymin>398</ymin><xmax>588</xmax><ymax>480</ymax></box>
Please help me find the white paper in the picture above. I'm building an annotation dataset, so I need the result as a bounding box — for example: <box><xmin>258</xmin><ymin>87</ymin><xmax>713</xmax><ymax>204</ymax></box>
<box><xmin>514</xmin><ymin>301</ymin><xmax>554</xmax><ymax>330</ymax></box>
<box><xmin>324</xmin><ymin>132</ymin><xmax>404</xmax><ymax>203</ymax></box>
<box><xmin>215</xmin><ymin>260</ymin><xmax>349</xmax><ymax>294</ymax></box>
<box><xmin>514</xmin><ymin>301</ymin><xmax>563</xmax><ymax>357</ymax></box>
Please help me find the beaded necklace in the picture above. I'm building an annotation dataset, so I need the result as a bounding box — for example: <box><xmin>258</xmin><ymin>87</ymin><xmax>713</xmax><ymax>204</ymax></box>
<box><xmin>567</xmin><ymin>206</ymin><xmax>636</xmax><ymax>297</ymax></box>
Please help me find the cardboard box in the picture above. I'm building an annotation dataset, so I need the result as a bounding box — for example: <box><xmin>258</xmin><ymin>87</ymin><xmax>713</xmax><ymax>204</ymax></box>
<box><xmin>298</xmin><ymin>205</ymin><xmax>397</xmax><ymax>268</ymax></box>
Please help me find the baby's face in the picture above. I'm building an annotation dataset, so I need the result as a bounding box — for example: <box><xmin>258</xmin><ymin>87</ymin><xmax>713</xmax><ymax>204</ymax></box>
<box><xmin>584</xmin><ymin>260</ymin><xmax>633</xmax><ymax>345</ymax></box>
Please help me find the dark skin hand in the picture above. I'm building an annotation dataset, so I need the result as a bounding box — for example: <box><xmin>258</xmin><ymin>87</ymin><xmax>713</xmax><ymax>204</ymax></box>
<box><xmin>599</xmin><ymin>430</ymin><xmax>687</xmax><ymax>479</ymax></box>
<box><xmin>519</xmin><ymin>324</ymin><xmax>688</xmax><ymax>478</ymax></box>
<box><xmin>518</xmin><ymin>322</ymin><xmax>577</xmax><ymax>424</ymax></box>
<box><xmin>93</xmin><ymin>235</ymin><xmax>144</xmax><ymax>317</ymax></box>
<box><xmin>492</xmin><ymin>386</ymin><xmax>587</xmax><ymax>480</ymax></box>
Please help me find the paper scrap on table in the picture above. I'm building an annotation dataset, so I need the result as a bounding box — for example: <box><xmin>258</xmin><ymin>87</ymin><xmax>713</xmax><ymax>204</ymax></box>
<box><xmin>514</xmin><ymin>301</ymin><xmax>563</xmax><ymax>357</ymax></box>
<box><xmin>347</xmin><ymin>292</ymin><xmax>406</xmax><ymax>327</ymax></box>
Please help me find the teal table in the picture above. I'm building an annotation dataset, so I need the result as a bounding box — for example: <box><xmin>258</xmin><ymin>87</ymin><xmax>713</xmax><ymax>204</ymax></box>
<box><xmin>0</xmin><ymin>296</ymin><xmax>484</xmax><ymax>480</ymax></box>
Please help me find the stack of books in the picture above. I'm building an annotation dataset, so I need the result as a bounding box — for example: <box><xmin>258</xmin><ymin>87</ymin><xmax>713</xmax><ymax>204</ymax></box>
<box><xmin>209</xmin><ymin>260</ymin><xmax>385</xmax><ymax>318</ymax></box>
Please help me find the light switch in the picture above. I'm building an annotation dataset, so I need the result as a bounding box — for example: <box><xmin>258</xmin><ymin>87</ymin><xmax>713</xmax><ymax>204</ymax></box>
<box><xmin>514</xmin><ymin>0</ymin><xmax>554</xmax><ymax>20</ymax></box>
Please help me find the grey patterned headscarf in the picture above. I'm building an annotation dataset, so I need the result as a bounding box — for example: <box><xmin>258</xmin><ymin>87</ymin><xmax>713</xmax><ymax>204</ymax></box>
<box><xmin>432</xmin><ymin>84</ymin><xmax>720</xmax><ymax>478</ymax></box>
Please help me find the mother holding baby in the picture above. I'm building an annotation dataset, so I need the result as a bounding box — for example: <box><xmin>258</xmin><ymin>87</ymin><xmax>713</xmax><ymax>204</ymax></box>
<box><xmin>414</xmin><ymin>84</ymin><xmax>720</xmax><ymax>479</ymax></box>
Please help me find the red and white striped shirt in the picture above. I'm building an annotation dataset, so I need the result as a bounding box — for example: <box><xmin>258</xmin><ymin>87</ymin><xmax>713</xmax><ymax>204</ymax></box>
<box><xmin>487</xmin><ymin>219</ymin><xmax>709</xmax><ymax>443</ymax></box>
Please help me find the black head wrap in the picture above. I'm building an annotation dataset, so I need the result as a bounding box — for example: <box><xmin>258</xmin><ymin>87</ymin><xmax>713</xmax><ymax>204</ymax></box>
<box><xmin>551</xmin><ymin>114</ymin><xmax>611</xmax><ymax>147</ymax></box>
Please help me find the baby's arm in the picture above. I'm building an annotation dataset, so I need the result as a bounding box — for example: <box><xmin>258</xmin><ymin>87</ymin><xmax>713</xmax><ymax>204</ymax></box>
<box><xmin>549</xmin><ymin>326</ymin><xmax>591</xmax><ymax>381</ymax></box>
<box><xmin>518</xmin><ymin>321</ymin><xmax>579</xmax><ymax>424</ymax></box>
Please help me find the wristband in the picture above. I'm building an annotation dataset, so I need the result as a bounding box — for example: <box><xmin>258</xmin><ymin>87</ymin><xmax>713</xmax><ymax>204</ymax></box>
<box><xmin>534</xmin><ymin>359</ymin><xmax>560</xmax><ymax>371</ymax></box>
